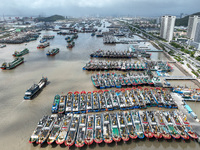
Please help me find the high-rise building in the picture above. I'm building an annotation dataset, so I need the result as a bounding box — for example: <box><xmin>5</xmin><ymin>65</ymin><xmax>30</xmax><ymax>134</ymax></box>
<box><xmin>194</xmin><ymin>22</ymin><xmax>200</xmax><ymax>43</ymax></box>
<box><xmin>160</xmin><ymin>16</ymin><xmax>176</xmax><ymax>42</ymax></box>
<box><xmin>187</xmin><ymin>15</ymin><xmax>200</xmax><ymax>39</ymax></box>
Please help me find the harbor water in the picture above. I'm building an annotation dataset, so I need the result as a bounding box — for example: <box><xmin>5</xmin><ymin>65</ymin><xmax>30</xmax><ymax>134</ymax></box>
<box><xmin>0</xmin><ymin>31</ymin><xmax>200</xmax><ymax>150</ymax></box>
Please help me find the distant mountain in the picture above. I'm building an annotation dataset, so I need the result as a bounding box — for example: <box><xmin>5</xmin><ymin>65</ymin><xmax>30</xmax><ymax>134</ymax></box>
<box><xmin>175</xmin><ymin>12</ymin><xmax>200</xmax><ymax>26</ymax></box>
<box><xmin>35</xmin><ymin>15</ymin><xmax>65</xmax><ymax>22</ymax></box>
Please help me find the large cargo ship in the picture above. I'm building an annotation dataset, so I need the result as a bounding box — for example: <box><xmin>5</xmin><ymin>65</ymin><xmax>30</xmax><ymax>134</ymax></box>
<box><xmin>13</xmin><ymin>48</ymin><xmax>29</xmax><ymax>57</ymax></box>
<box><xmin>24</xmin><ymin>77</ymin><xmax>48</xmax><ymax>100</ymax></box>
<box><xmin>1</xmin><ymin>57</ymin><xmax>24</xmax><ymax>70</ymax></box>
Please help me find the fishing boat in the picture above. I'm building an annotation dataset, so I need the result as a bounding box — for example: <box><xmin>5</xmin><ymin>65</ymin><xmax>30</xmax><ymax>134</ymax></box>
<box><xmin>73</xmin><ymin>91</ymin><xmax>80</xmax><ymax>113</ymax></box>
<box><xmin>131</xmin><ymin>110</ymin><xmax>144</xmax><ymax>139</ymax></box>
<box><xmin>46</xmin><ymin>48</ymin><xmax>59</xmax><ymax>56</ymax></box>
<box><xmin>104</xmin><ymin>90</ymin><xmax>113</xmax><ymax>111</ymax></box>
<box><xmin>79</xmin><ymin>91</ymin><xmax>87</xmax><ymax>113</ymax></box>
<box><xmin>94</xmin><ymin>114</ymin><xmax>103</xmax><ymax>144</ymax></box>
<box><xmin>36</xmin><ymin>114</ymin><xmax>56</xmax><ymax>145</ymax></box>
<box><xmin>98</xmin><ymin>90</ymin><xmax>106</xmax><ymax>111</ymax></box>
<box><xmin>29</xmin><ymin>115</ymin><xmax>49</xmax><ymax>143</ymax></box>
<box><xmin>92</xmin><ymin>91</ymin><xmax>99</xmax><ymax>112</ymax></box>
<box><xmin>91</xmin><ymin>32</ymin><xmax>95</xmax><ymax>36</ymax></box>
<box><xmin>75</xmin><ymin>114</ymin><xmax>87</xmax><ymax>148</ymax></box>
<box><xmin>86</xmin><ymin>92</ymin><xmax>93</xmax><ymax>112</ymax></box>
<box><xmin>110</xmin><ymin>90</ymin><xmax>120</xmax><ymax>110</ymax></box>
<box><xmin>13</xmin><ymin>48</ymin><xmax>29</xmax><ymax>57</ymax></box>
<box><xmin>37</xmin><ymin>42</ymin><xmax>49</xmax><ymax>49</ymax></box>
<box><xmin>140</xmin><ymin>111</ymin><xmax>153</xmax><ymax>139</ymax></box>
<box><xmin>1</xmin><ymin>57</ymin><xmax>24</xmax><ymax>70</ymax></box>
<box><xmin>124</xmin><ymin>111</ymin><xmax>137</xmax><ymax>139</ymax></box>
<box><xmin>65</xmin><ymin>114</ymin><xmax>79</xmax><ymax>147</ymax></box>
<box><xmin>162</xmin><ymin>111</ymin><xmax>180</xmax><ymax>139</ymax></box>
<box><xmin>176</xmin><ymin>111</ymin><xmax>198</xmax><ymax>139</ymax></box>
<box><xmin>65</xmin><ymin>92</ymin><xmax>73</xmax><ymax>113</ymax></box>
<box><xmin>110</xmin><ymin>112</ymin><xmax>121</xmax><ymax>142</ymax></box>
<box><xmin>24</xmin><ymin>77</ymin><xmax>48</xmax><ymax>100</ymax></box>
<box><xmin>67</xmin><ymin>42</ymin><xmax>75</xmax><ymax>48</ymax></box>
<box><xmin>146</xmin><ymin>111</ymin><xmax>162</xmax><ymax>139</ymax></box>
<box><xmin>91</xmin><ymin>74</ymin><xmax>100</xmax><ymax>88</ymax></box>
<box><xmin>52</xmin><ymin>95</ymin><xmax>60</xmax><ymax>114</ymax></box>
<box><xmin>170</xmin><ymin>111</ymin><xmax>189</xmax><ymax>140</ymax></box>
<box><xmin>58</xmin><ymin>96</ymin><xmax>66</xmax><ymax>114</ymax></box>
<box><xmin>85</xmin><ymin>114</ymin><xmax>94</xmax><ymax>145</ymax></box>
<box><xmin>118</xmin><ymin>112</ymin><xmax>129</xmax><ymax>141</ymax></box>
<box><xmin>56</xmin><ymin>114</ymin><xmax>73</xmax><ymax>145</ymax></box>
<box><xmin>47</xmin><ymin>116</ymin><xmax>62</xmax><ymax>144</ymax></box>
<box><xmin>117</xmin><ymin>89</ymin><xmax>126</xmax><ymax>110</ymax></box>
<box><xmin>155</xmin><ymin>111</ymin><xmax>171</xmax><ymax>140</ymax></box>
<box><xmin>103</xmin><ymin>113</ymin><xmax>113</xmax><ymax>143</ymax></box>
<box><xmin>140</xmin><ymin>88</ymin><xmax>151</xmax><ymax>107</ymax></box>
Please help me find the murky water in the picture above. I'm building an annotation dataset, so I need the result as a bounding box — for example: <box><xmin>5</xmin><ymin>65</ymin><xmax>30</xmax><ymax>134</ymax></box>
<box><xmin>0</xmin><ymin>31</ymin><xmax>200</xmax><ymax>150</ymax></box>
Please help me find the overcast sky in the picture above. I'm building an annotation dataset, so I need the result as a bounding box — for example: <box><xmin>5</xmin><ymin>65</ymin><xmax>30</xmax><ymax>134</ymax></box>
<box><xmin>0</xmin><ymin>0</ymin><xmax>199</xmax><ymax>17</ymax></box>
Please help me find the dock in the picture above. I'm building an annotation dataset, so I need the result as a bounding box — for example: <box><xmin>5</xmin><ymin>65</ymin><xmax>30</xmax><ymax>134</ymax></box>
<box><xmin>164</xmin><ymin>76</ymin><xmax>195</xmax><ymax>80</ymax></box>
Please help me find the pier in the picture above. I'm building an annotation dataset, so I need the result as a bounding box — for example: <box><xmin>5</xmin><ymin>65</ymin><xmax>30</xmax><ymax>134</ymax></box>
<box><xmin>164</xmin><ymin>76</ymin><xmax>196</xmax><ymax>80</ymax></box>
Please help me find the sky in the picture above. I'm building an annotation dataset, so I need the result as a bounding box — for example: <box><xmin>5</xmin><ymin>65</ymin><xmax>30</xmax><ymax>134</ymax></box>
<box><xmin>0</xmin><ymin>0</ymin><xmax>199</xmax><ymax>17</ymax></box>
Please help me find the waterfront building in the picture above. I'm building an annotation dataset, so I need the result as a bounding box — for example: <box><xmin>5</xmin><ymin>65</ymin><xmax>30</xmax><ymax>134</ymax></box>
<box><xmin>194</xmin><ymin>22</ymin><xmax>200</xmax><ymax>43</ymax></box>
<box><xmin>160</xmin><ymin>16</ymin><xmax>176</xmax><ymax>42</ymax></box>
<box><xmin>187</xmin><ymin>16</ymin><xmax>200</xmax><ymax>40</ymax></box>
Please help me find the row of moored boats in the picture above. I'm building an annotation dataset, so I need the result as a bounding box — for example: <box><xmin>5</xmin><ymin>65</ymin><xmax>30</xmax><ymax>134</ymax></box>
<box><xmin>29</xmin><ymin>110</ymin><xmax>199</xmax><ymax>147</ymax></box>
<box><xmin>91</xmin><ymin>72</ymin><xmax>156</xmax><ymax>89</ymax></box>
<box><xmin>90</xmin><ymin>49</ymin><xmax>151</xmax><ymax>58</ymax></box>
<box><xmin>83</xmin><ymin>60</ymin><xmax>172</xmax><ymax>72</ymax></box>
<box><xmin>51</xmin><ymin>88</ymin><xmax>178</xmax><ymax>114</ymax></box>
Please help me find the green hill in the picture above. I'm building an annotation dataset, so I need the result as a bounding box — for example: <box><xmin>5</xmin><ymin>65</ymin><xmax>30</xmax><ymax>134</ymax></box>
<box><xmin>175</xmin><ymin>12</ymin><xmax>200</xmax><ymax>26</ymax></box>
<box><xmin>35</xmin><ymin>15</ymin><xmax>65</xmax><ymax>22</ymax></box>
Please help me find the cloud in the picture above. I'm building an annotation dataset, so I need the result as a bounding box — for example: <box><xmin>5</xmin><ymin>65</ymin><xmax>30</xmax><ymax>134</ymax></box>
<box><xmin>0</xmin><ymin>0</ymin><xmax>199</xmax><ymax>17</ymax></box>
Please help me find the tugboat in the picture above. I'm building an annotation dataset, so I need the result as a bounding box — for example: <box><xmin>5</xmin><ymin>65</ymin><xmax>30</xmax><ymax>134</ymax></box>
<box><xmin>51</xmin><ymin>95</ymin><xmax>60</xmax><ymax>113</ymax></box>
<box><xmin>91</xmin><ymin>32</ymin><xmax>95</xmax><ymax>36</ymax></box>
<box><xmin>13</xmin><ymin>48</ymin><xmax>29</xmax><ymax>57</ymax></box>
<box><xmin>65</xmin><ymin>114</ymin><xmax>79</xmax><ymax>147</ymax></box>
<box><xmin>24</xmin><ymin>77</ymin><xmax>48</xmax><ymax>100</ymax></box>
<box><xmin>46</xmin><ymin>48</ymin><xmax>59</xmax><ymax>56</ymax></box>
<box><xmin>85</xmin><ymin>114</ymin><xmax>94</xmax><ymax>145</ymax></box>
<box><xmin>67</xmin><ymin>42</ymin><xmax>75</xmax><ymax>48</ymax></box>
<box><xmin>56</xmin><ymin>114</ymin><xmax>73</xmax><ymax>145</ymax></box>
<box><xmin>29</xmin><ymin>115</ymin><xmax>49</xmax><ymax>143</ymax></box>
<box><xmin>94</xmin><ymin>114</ymin><xmax>103</xmax><ymax>144</ymax></box>
<box><xmin>103</xmin><ymin>113</ymin><xmax>113</xmax><ymax>143</ymax></box>
<box><xmin>75</xmin><ymin>114</ymin><xmax>87</xmax><ymax>148</ymax></box>
<box><xmin>110</xmin><ymin>112</ymin><xmax>121</xmax><ymax>142</ymax></box>
<box><xmin>1</xmin><ymin>57</ymin><xmax>24</xmax><ymax>70</ymax></box>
